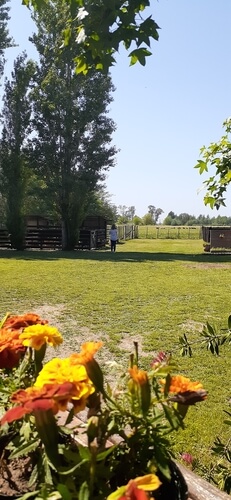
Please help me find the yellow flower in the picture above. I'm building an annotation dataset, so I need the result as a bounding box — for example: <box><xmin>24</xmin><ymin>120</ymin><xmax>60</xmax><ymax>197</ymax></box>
<box><xmin>129</xmin><ymin>365</ymin><xmax>148</xmax><ymax>386</ymax></box>
<box><xmin>34</xmin><ymin>357</ymin><xmax>95</xmax><ymax>412</ymax></box>
<box><xmin>19</xmin><ymin>325</ymin><xmax>63</xmax><ymax>350</ymax></box>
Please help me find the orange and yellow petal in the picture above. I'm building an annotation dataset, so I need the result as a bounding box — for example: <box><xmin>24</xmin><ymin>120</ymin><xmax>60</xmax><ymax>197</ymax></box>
<box><xmin>34</xmin><ymin>357</ymin><xmax>95</xmax><ymax>407</ymax></box>
<box><xmin>129</xmin><ymin>366</ymin><xmax>149</xmax><ymax>386</ymax></box>
<box><xmin>3</xmin><ymin>313</ymin><xmax>48</xmax><ymax>331</ymax></box>
<box><xmin>70</xmin><ymin>341</ymin><xmax>103</xmax><ymax>365</ymax></box>
<box><xmin>167</xmin><ymin>375</ymin><xmax>203</xmax><ymax>394</ymax></box>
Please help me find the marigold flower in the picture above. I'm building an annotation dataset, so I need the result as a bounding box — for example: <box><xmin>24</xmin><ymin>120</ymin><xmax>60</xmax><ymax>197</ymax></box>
<box><xmin>70</xmin><ymin>342</ymin><xmax>104</xmax><ymax>391</ymax></box>
<box><xmin>70</xmin><ymin>341</ymin><xmax>103</xmax><ymax>365</ymax></box>
<box><xmin>34</xmin><ymin>357</ymin><xmax>95</xmax><ymax>411</ymax></box>
<box><xmin>129</xmin><ymin>366</ymin><xmax>148</xmax><ymax>386</ymax></box>
<box><xmin>166</xmin><ymin>375</ymin><xmax>203</xmax><ymax>394</ymax></box>
<box><xmin>3</xmin><ymin>313</ymin><xmax>48</xmax><ymax>331</ymax></box>
<box><xmin>0</xmin><ymin>329</ymin><xmax>26</xmax><ymax>369</ymax></box>
<box><xmin>19</xmin><ymin>324</ymin><xmax>63</xmax><ymax>350</ymax></box>
<box><xmin>107</xmin><ymin>474</ymin><xmax>161</xmax><ymax>500</ymax></box>
<box><xmin>0</xmin><ymin>382</ymin><xmax>80</xmax><ymax>425</ymax></box>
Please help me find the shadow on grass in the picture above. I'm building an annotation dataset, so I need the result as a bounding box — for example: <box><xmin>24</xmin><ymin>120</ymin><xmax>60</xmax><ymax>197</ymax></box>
<box><xmin>0</xmin><ymin>248</ymin><xmax>231</xmax><ymax>263</ymax></box>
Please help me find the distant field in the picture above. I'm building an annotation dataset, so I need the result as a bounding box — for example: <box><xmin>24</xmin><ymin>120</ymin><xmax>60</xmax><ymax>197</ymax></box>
<box><xmin>1</xmin><ymin>238</ymin><xmax>231</xmax><ymax>478</ymax></box>
<box><xmin>136</xmin><ymin>225</ymin><xmax>202</xmax><ymax>239</ymax></box>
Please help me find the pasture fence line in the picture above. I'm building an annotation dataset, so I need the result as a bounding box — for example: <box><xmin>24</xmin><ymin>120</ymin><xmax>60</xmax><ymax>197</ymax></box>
<box><xmin>107</xmin><ymin>225</ymin><xmax>202</xmax><ymax>241</ymax></box>
<box><xmin>136</xmin><ymin>225</ymin><xmax>202</xmax><ymax>240</ymax></box>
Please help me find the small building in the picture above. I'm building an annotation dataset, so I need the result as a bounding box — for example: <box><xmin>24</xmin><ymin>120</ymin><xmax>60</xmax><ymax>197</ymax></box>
<box><xmin>202</xmin><ymin>226</ymin><xmax>231</xmax><ymax>253</ymax></box>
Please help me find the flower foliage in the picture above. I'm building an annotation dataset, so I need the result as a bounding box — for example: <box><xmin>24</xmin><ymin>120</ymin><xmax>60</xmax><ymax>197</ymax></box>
<box><xmin>0</xmin><ymin>311</ymin><xmax>207</xmax><ymax>500</ymax></box>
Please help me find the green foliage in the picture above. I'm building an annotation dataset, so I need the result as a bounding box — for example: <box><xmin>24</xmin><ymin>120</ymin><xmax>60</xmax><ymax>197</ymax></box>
<box><xmin>195</xmin><ymin>117</ymin><xmax>231</xmax><ymax>210</ymax></box>
<box><xmin>0</xmin><ymin>53</ymin><xmax>36</xmax><ymax>249</ymax></box>
<box><xmin>0</xmin><ymin>0</ymin><xmax>15</xmax><ymax>78</ymax></box>
<box><xmin>86</xmin><ymin>187</ymin><xmax>118</xmax><ymax>222</ymax></box>
<box><xmin>23</xmin><ymin>0</ymin><xmax>160</xmax><ymax>73</ymax></box>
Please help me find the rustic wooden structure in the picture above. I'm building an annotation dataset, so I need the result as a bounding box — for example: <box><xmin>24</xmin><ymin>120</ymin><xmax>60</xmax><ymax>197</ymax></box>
<box><xmin>202</xmin><ymin>226</ymin><xmax>231</xmax><ymax>253</ymax></box>
<box><xmin>0</xmin><ymin>215</ymin><xmax>108</xmax><ymax>250</ymax></box>
<box><xmin>81</xmin><ymin>216</ymin><xmax>108</xmax><ymax>248</ymax></box>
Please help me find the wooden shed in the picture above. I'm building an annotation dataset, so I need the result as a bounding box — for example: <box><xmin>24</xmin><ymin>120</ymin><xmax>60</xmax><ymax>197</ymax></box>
<box><xmin>81</xmin><ymin>215</ymin><xmax>108</xmax><ymax>248</ymax></box>
<box><xmin>202</xmin><ymin>226</ymin><xmax>231</xmax><ymax>253</ymax></box>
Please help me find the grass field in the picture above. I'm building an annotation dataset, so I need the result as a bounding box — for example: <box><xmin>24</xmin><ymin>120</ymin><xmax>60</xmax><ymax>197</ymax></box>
<box><xmin>1</xmin><ymin>238</ymin><xmax>231</xmax><ymax>476</ymax></box>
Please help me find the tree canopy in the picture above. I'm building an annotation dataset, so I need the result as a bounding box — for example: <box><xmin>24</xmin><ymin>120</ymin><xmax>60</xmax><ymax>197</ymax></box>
<box><xmin>22</xmin><ymin>0</ymin><xmax>160</xmax><ymax>73</ymax></box>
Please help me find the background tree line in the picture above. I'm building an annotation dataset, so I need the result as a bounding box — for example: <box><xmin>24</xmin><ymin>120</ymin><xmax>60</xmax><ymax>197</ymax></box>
<box><xmin>111</xmin><ymin>205</ymin><xmax>231</xmax><ymax>226</ymax></box>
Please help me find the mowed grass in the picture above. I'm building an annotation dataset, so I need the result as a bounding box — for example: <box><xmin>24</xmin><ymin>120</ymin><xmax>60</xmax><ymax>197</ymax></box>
<box><xmin>1</xmin><ymin>238</ymin><xmax>231</xmax><ymax>471</ymax></box>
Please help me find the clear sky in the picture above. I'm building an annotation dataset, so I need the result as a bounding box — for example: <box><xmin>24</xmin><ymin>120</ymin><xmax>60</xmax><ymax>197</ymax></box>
<box><xmin>4</xmin><ymin>0</ymin><xmax>231</xmax><ymax>220</ymax></box>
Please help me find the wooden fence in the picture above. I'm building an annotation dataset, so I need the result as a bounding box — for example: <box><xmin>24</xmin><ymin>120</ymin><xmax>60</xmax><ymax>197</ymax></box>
<box><xmin>0</xmin><ymin>227</ymin><xmax>106</xmax><ymax>250</ymax></box>
<box><xmin>137</xmin><ymin>225</ymin><xmax>202</xmax><ymax>239</ymax></box>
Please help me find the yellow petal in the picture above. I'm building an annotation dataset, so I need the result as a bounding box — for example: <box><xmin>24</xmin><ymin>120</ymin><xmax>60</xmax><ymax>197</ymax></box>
<box><xmin>134</xmin><ymin>474</ymin><xmax>162</xmax><ymax>491</ymax></box>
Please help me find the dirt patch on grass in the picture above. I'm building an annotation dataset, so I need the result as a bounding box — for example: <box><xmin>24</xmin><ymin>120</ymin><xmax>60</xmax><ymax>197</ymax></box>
<box><xmin>32</xmin><ymin>303</ymin><xmax>66</xmax><ymax>327</ymax></box>
<box><xmin>184</xmin><ymin>263</ymin><xmax>231</xmax><ymax>269</ymax></box>
<box><xmin>118</xmin><ymin>333</ymin><xmax>155</xmax><ymax>358</ymax></box>
<box><xmin>180</xmin><ymin>320</ymin><xmax>204</xmax><ymax>333</ymax></box>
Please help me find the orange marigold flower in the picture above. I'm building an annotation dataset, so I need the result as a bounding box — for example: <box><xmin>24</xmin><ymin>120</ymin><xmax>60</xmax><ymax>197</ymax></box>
<box><xmin>167</xmin><ymin>375</ymin><xmax>203</xmax><ymax>394</ymax></box>
<box><xmin>129</xmin><ymin>365</ymin><xmax>149</xmax><ymax>386</ymax></box>
<box><xmin>3</xmin><ymin>313</ymin><xmax>48</xmax><ymax>331</ymax></box>
<box><xmin>70</xmin><ymin>341</ymin><xmax>103</xmax><ymax>365</ymax></box>
<box><xmin>19</xmin><ymin>324</ymin><xmax>63</xmax><ymax>350</ymax></box>
<box><xmin>34</xmin><ymin>357</ymin><xmax>95</xmax><ymax>412</ymax></box>
<box><xmin>1</xmin><ymin>382</ymin><xmax>80</xmax><ymax>425</ymax></box>
<box><xmin>0</xmin><ymin>329</ymin><xmax>26</xmax><ymax>369</ymax></box>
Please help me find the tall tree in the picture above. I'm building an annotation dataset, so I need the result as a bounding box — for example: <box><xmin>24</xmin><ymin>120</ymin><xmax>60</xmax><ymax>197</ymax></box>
<box><xmin>146</xmin><ymin>205</ymin><xmax>163</xmax><ymax>224</ymax></box>
<box><xmin>30</xmin><ymin>0</ymin><xmax>117</xmax><ymax>249</ymax></box>
<box><xmin>0</xmin><ymin>53</ymin><xmax>35</xmax><ymax>249</ymax></box>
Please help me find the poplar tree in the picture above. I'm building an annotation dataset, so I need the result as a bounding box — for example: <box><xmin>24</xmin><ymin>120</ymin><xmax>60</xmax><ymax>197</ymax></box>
<box><xmin>0</xmin><ymin>54</ymin><xmax>35</xmax><ymax>249</ymax></box>
<box><xmin>30</xmin><ymin>0</ymin><xmax>117</xmax><ymax>249</ymax></box>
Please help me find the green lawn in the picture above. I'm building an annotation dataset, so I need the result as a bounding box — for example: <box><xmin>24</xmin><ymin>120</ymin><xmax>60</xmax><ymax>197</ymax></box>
<box><xmin>1</xmin><ymin>239</ymin><xmax>231</xmax><ymax>473</ymax></box>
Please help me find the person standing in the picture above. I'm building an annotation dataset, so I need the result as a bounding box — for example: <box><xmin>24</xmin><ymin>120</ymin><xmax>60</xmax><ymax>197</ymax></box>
<box><xmin>109</xmin><ymin>224</ymin><xmax>118</xmax><ymax>252</ymax></box>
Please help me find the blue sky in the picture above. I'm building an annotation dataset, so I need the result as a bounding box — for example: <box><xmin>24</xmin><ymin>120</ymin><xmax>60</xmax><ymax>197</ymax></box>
<box><xmin>4</xmin><ymin>0</ymin><xmax>231</xmax><ymax>219</ymax></box>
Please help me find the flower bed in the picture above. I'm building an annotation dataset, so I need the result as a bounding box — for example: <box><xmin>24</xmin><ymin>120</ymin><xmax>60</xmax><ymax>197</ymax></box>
<box><xmin>0</xmin><ymin>312</ymin><xmax>208</xmax><ymax>499</ymax></box>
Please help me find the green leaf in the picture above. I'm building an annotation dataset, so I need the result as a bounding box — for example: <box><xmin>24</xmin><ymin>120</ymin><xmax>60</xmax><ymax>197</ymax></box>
<box><xmin>78</xmin><ymin>481</ymin><xmax>90</xmax><ymax>500</ymax></box>
<box><xmin>58</xmin><ymin>458</ymin><xmax>88</xmax><ymax>476</ymax></box>
<box><xmin>16</xmin><ymin>491</ymin><xmax>40</xmax><ymax>500</ymax></box>
<box><xmin>96</xmin><ymin>444</ymin><xmax>118</xmax><ymax>462</ymax></box>
<box><xmin>78</xmin><ymin>443</ymin><xmax>91</xmax><ymax>460</ymax></box>
<box><xmin>129</xmin><ymin>48</ymin><xmax>152</xmax><ymax>66</ymax></box>
<box><xmin>57</xmin><ymin>484</ymin><xmax>72</xmax><ymax>500</ymax></box>
<box><xmin>194</xmin><ymin>159</ymin><xmax>208</xmax><ymax>174</ymax></box>
<box><xmin>228</xmin><ymin>315</ymin><xmax>231</xmax><ymax>330</ymax></box>
<box><xmin>9</xmin><ymin>438</ymin><xmax>40</xmax><ymax>459</ymax></box>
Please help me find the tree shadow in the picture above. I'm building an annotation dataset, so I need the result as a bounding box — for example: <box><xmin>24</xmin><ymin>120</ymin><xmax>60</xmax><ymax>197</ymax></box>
<box><xmin>0</xmin><ymin>248</ymin><xmax>231</xmax><ymax>263</ymax></box>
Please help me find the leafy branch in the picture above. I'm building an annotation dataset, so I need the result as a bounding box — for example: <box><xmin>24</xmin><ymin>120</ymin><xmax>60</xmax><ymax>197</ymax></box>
<box><xmin>179</xmin><ymin>316</ymin><xmax>231</xmax><ymax>356</ymax></box>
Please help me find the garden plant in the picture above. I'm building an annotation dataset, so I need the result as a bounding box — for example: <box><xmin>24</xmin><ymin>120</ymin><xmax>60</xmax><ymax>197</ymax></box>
<box><xmin>0</xmin><ymin>311</ymin><xmax>207</xmax><ymax>499</ymax></box>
